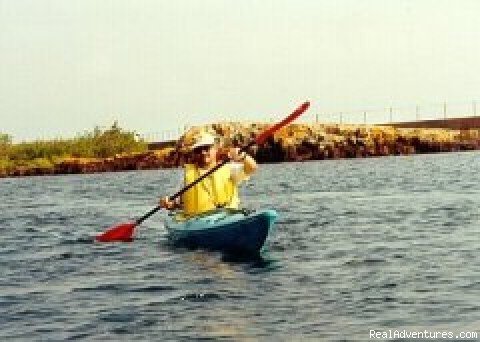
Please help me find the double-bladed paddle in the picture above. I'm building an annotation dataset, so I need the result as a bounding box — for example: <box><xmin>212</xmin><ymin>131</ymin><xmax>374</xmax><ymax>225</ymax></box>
<box><xmin>96</xmin><ymin>101</ymin><xmax>311</xmax><ymax>242</ymax></box>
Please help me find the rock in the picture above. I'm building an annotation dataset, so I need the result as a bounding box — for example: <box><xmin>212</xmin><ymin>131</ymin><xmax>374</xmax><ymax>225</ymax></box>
<box><xmin>2</xmin><ymin>122</ymin><xmax>479</xmax><ymax>178</ymax></box>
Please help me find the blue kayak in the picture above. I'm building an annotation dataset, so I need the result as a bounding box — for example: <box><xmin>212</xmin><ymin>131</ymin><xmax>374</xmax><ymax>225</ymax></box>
<box><xmin>165</xmin><ymin>208</ymin><xmax>278</xmax><ymax>255</ymax></box>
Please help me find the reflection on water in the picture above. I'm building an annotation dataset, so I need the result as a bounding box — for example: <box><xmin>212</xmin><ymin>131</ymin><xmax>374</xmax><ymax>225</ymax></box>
<box><xmin>184</xmin><ymin>251</ymin><xmax>239</xmax><ymax>279</ymax></box>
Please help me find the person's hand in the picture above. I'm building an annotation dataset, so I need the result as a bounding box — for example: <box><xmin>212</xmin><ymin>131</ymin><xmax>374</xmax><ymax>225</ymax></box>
<box><xmin>215</xmin><ymin>147</ymin><xmax>229</xmax><ymax>161</ymax></box>
<box><xmin>228</xmin><ymin>147</ymin><xmax>246</xmax><ymax>162</ymax></box>
<box><xmin>159</xmin><ymin>196</ymin><xmax>175</xmax><ymax>210</ymax></box>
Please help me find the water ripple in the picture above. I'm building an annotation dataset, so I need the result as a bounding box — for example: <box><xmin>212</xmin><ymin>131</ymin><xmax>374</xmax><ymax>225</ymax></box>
<box><xmin>1</xmin><ymin>152</ymin><xmax>480</xmax><ymax>340</ymax></box>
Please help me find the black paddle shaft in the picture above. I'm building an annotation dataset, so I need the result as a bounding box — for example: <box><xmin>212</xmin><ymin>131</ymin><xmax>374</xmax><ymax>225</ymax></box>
<box><xmin>135</xmin><ymin>142</ymin><xmax>255</xmax><ymax>225</ymax></box>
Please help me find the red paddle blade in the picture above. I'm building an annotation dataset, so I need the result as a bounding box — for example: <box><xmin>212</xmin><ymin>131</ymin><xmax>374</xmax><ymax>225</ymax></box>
<box><xmin>95</xmin><ymin>222</ymin><xmax>136</xmax><ymax>242</ymax></box>
<box><xmin>255</xmin><ymin>101</ymin><xmax>310</xmax><ymax>145</ymax></box>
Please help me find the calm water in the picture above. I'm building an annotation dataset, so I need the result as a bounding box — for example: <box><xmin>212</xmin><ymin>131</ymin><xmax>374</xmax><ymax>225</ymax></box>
<box><xmin>1</xmin><ymin>152</ymin><xmax>479</xmax><ymax>341</ymax></box>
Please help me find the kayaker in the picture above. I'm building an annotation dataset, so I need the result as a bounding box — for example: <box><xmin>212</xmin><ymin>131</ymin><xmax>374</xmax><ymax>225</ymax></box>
<box><xmin>159</xmin><ymin>132</ymin><xmax>258</xmax><ymax>216</ymax></box>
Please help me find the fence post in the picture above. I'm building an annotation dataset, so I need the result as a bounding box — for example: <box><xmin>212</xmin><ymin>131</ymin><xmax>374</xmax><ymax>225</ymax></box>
<box><xmin>389</xmin><ymin>107</ymin><xmax>393</xmax><ymax>123</ymax></box>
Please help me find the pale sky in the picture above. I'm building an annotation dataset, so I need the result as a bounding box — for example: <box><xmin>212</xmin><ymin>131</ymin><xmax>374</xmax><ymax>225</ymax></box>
<box><xmin>1</xmin><ymin>0</ymin><xmax>480</xmax><ymax>142</ymax></box>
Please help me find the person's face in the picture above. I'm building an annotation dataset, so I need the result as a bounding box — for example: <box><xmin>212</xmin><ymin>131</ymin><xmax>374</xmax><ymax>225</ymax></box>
<box><xmin>192</xmin><ymin>144</ymin><xmax>216</xmax><ymax>167</ymax></box>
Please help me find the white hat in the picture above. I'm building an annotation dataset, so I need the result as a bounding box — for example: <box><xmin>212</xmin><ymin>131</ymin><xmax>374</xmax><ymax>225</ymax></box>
<box><xmin>191</xmin><ymin>132</ymin><xmax>216</xmax><ymax>150</ymax></box>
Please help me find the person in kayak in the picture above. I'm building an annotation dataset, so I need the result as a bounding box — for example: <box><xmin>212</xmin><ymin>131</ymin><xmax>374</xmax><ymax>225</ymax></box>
<box><xmin>159</xmin><ymin>132</ymin><xmax>258</xmax><ymax>216</ymax></box>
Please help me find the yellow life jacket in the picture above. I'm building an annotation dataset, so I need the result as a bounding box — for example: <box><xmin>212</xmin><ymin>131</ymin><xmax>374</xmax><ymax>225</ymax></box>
<box><xmin>182</xmin><ymin>163</ymin><xmax>239</xmax><ymax>216</ymax></box>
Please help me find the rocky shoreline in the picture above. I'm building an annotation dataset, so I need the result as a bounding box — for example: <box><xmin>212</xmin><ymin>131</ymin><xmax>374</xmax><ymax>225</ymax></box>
<box><xmin>2</xmin><ymin>123</ymin><xmax>479</xmax><ymax>178</ymax></box>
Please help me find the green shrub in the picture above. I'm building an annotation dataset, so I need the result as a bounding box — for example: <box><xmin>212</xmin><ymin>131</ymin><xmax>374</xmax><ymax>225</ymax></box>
<box><xmin>30</xmin><ymin>158</ymin><xmax>55</xmax><ymax>169</ymax></box>
<box><xmin>0</xmin><ymin>123</ymin><xmax>148</xmax><ymax>169</ymax></box>
<box><xmin>0</xmin><ymin>158</ymin><xmax>14</xmax><ymax>174</ymax></box>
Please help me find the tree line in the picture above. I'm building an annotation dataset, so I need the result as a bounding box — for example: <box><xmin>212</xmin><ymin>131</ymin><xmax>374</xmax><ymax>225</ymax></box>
<box><xmin>0</xmin><ymin>122</ymin><xmax>147</xmax><ymax>174</ymax></box>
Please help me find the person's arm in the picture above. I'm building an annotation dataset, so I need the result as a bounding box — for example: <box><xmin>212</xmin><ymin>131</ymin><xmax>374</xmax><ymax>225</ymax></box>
<box><xmin>241</xmin><ymin>154</ymin><xmax>257</xmax><ymax>175</ymax></box>
<box><xmin>228</xmin><ymin>148</ymin><xmax>258</xmax><ymax>183</ymax></box>
<box><xmin>230</xmin><ymin>147</ymin><xmax>257</xmax><ymax>173</ymax></box>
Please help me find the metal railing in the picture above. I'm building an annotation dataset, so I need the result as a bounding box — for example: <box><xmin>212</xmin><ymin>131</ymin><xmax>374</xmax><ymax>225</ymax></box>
<box><xmin>140</xmin><ymin>100</ymin><xmax>480</xmax><ymax>142</ymax></box>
